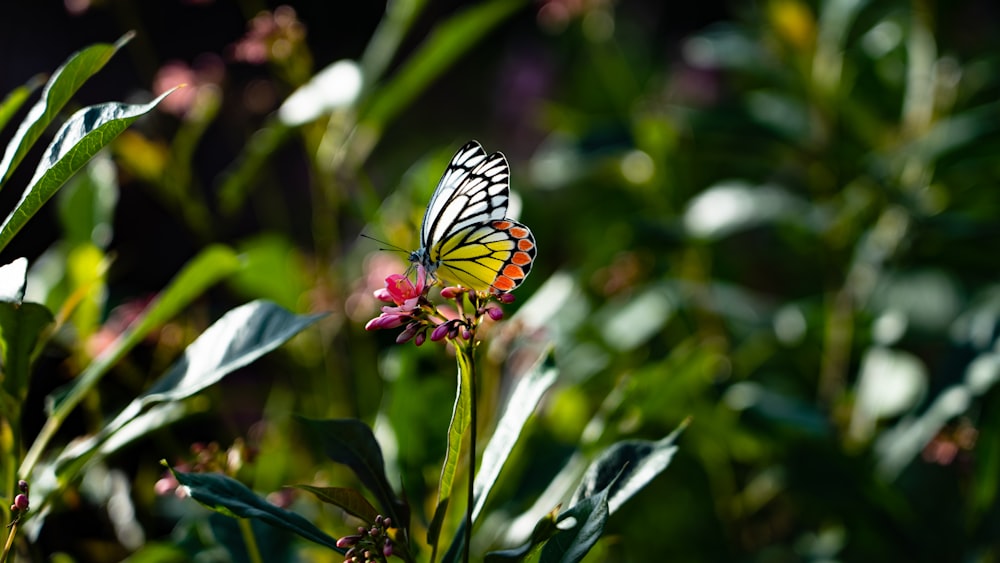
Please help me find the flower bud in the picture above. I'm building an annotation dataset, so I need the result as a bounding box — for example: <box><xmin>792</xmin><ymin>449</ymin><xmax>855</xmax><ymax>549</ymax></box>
<box><xmin>430</xmin><ymin>322</ymin><xmax>452</xmax><ymax>342</ymax></box>
<box><xmin>414</xmin><ymin>330</ymin><xmax>427</xmax><ymax>346</ymax></box>
<box><xmin>13</xmin><ymin>494</ymin><xmax>29</xmax><ymax>511</ymax></box>
<box><xmin>383</xmin><ymin>517</ymin><xmax>391</xmax><ymax>528</ymax></box>
<box><xmin>499</xmin><ymin>292</ymin><xmax>516</xmax><ymax>304</ymax></box>
<box><xmin>486</xmin><ymin>306</ymin><xmax>504</xmax><ymax>321</ymax></box>
<box><xmin>440</xmin><ymin>286</ymin><xmax>463</xmax><ymax>299</ymax></box>
<box><xmin>395</xmin><ymin>323</ymin><xmax>418</xmax><ymax>344</ymax></box>
<box><xmin>336</xmin><ymin>534</ymin><xmax>361</xmax><ymax>548</ymax></box>
<box><xmin>384</xmin><ymin>538</ymin><xmax>394</xmax><ymax>557</ymax></box>
<box><xmin>18</xmin><ymin>480</ymin><xmax>28</xmax><ymax>493</ymax></box>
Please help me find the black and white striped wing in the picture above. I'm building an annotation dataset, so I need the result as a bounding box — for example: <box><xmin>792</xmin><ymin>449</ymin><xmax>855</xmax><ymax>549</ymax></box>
<box><xmin>420</xmin><ymin>140</ymin><xmax>510</xmax><ymax>254</ymax></box>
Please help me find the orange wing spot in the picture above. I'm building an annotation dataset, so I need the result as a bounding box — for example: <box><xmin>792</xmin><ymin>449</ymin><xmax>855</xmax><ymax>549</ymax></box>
<box><xmin>509</xmin><ymin>227</ymin><xmax>529</xmax><ymax>238</ymax></box>
<box><xmin>503</xmin><ymin>264</ymin><xmax>525</xmax><ymax>279</ymax></box>
<box><xmin>493</xmin><ymin>276</ymin><xmax>515</xmax><ymax>291</ymax></box>
<box><xmin>493</xmin><ymin>220</ymin><xmax>512</xmax><ymax>230</ymax></box>
<box><xmin>512</xmin><ymin>251</ymin><xmax>532</xmax><ymax>266</ymax></box>
<box><xmin>517</xmin><ymin>239</ymin><xmax>534</xmax><ymax>251</ymax></box>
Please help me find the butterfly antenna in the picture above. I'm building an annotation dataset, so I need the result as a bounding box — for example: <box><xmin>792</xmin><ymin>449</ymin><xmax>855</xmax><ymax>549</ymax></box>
<box><xmin>360</xmin><ymin>233</ymin><xmax>409</xmax><ymax>254</ymax></box>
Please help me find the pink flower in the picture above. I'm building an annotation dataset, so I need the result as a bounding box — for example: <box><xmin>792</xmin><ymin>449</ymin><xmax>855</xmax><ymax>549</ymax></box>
<box><xmin>384</xmin><ymin>265</ymin><xmax>426</xmax><ymax>306</ymax></box>
<box><xmin>365</xmin><ymin>266</ymin><xmax>430</xmax><ymax>334</ymax></box>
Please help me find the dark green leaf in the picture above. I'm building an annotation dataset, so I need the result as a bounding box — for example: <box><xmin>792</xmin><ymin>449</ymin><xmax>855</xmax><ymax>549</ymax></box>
<box><xmin>294</xmin><ymin>485</ymin><xmax>381</xmax><ymax>523</ymax></box>
<box><xmin>143</xmin><ymin>300</ymin><xmax>324</xmax><ymax>402</ymax></box>
<box><xmin>0</xmin><ymin>258</ymin><xmax>54</xmax><ymax>403</ymax></box>
<box><xmin>571</xmin><ymin>420</ymin><xmax>687</xmax><ymax>515</ymax></box>
<box><xmin>0</xmin><ymin>33</ymin><xmax>132</xmax><ymax>188</ymax></box>
<box><xmin>0</xmin><ymin>302</ymin><xmax>53</xmax><ymax>404</ymax></box>
<box><xmin>539</xmin><ymin>482</ymin><xmax>612</xmax><ymax>563</ymax></box>
<box><xmin>53</xmin><ymin>301</ymin><xmax>324</xmax><ymax>477</ymax></box>
<box><xmin>484</xmin><ymin>509</ymin><xmax>559</xmax><ymax>563</ymax></box>
<box><xmin>0</xmin><ymin>89</ymin><xmax>176</xmax><ymax>253</ymax></box>
<box><xmin>299</xmin><ymin>417</ymin><xmax>409</xmax><ymax>529</ymax></box>
<box><xmin>168</xmin><ymin>466</ymin><xmax>344</xmax><ymax>553</ymax></box>
<box><xmin>21</xmin><ymin>245</ymin><xmax>241</xmax><ymax>478</ymax></box>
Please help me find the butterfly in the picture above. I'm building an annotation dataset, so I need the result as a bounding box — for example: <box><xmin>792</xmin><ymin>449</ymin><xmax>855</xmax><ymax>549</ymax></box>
<box><xmin>409</xmin><ymin>140</ymin><xmax>536</xmax><ymax>293</ymax></box>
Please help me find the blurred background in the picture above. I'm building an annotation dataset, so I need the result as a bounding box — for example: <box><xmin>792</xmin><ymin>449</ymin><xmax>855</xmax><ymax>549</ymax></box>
<box><xmin>3</xmin><ymin>0</ymin><xmax>1000</xmax><ymax>561</ymax></box>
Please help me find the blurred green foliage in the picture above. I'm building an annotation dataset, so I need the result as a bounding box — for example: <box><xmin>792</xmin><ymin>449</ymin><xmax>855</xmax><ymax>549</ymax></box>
<box><xmin>3</xmin><ymin>0</ymin><xmax>1000</xmax><ymax>560</ymax></box>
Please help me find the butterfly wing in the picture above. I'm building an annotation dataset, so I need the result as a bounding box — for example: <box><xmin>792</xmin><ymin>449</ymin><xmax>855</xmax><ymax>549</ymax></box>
<box><xmin>434</xmin><ymin>219</ymin><xmax>536</xmax><ymax>292</ymax></box>
<box><xmin>416</xmin><ymin>140</ymin><xmax>535</xmax><ymax>292</ymax></box>
<box><xmin>420</xmin><ymin>141</ymin><xmax>510</xmax><ymax>253</ymax></box>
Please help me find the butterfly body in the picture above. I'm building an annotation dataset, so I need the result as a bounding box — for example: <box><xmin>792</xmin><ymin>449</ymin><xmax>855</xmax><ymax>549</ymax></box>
<box><xmin>410</xmin><ymin>141</ymin><xmax>536</xmax><ymax>293</ymax></box>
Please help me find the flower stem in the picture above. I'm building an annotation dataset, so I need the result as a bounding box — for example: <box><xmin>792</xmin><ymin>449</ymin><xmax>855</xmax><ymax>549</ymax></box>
<box><xmin>465</xmin><ymin>340</ymin><xmax>477</xmax><ymax>563</ymax></box>
<box><xmin>238</xmin><ymin>518</ymin><xmax>263</xmax><ymax>563</ymax></box>
<box><xmin>1</xmin><ymin>520</ymin><xmax>18</xmax><ymax>563</ymax></box>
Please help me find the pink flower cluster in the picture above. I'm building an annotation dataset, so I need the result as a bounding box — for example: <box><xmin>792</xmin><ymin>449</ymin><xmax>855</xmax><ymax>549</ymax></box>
<box><xmin>365</xmin><ymin>266</ymin><xmax>513</xmax><ymax>346</ymax></box>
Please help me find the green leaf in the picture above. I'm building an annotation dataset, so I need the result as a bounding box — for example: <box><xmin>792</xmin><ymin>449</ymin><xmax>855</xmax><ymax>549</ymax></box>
<box><xmin>0</xmin><ymin>33</ymin><xmax>132</xmax><ymax>188</ymax></box>
<box><xmin>167</xmin><ymin>466</ymin><xmax>344</xmax><ymax>553</ymax></box>
<box><xmin>294</xmin><ymin>485</ymin><xmax>381</xmax><ymax>523</ymax></box>
<box><xmin>538</xmin><ymin>483</ymin><xmax>611</xmax><ymax>563</ymax></box>
<box><xmin>427</xmin><ymin>341</ymin><xmax>474</xmax><ymax>550</ymax></box>
<box><xmin>359</xmin><ymin>0</ymin><xmax>525</xmax><ymax>132</ymax></box>
<box><xmin>20</xmin><ymin>245</ymin><xmax>241</xmax><ymax>478</ymax></box>
<box><xmin>0</xmin><ymin>75</ymin><xmax>44</xmax><ymax>138</ymax></box>
<box><xmin>53</xmin><ymin>301</ymin><xmax>325</xmax><ymax>477</ymax></box>
<box><xmin>0</xmin><ymin>303</ymin><xmax>53</xmax><ymax>405</ymax></box>
<box><xmin>0</xmin><ymin>258</ymin><xmax>54</xmax><ymax>403</ymax></box>
<box><xmin>473</xmin><ymin>349</ymin><xmax>557</xmax><ymax>521</ymax></box>
<box><xmin>570</xmin><ymin>420</ymin><xmax>687</xmax><ymax>515</ymax></box>
<box><xmin>484</xmin><ymin>510</ymin><xmax>559</xmax><ymax>563</ymax></box>
<box><xmin>299</xmin><ymin>417</ymin><xmax>409</xmax><ymax>529</ymax></box>
<box><xmin>0</xmin><ymin>89</ymin><xmax>176</xmax><ymax>254</ymax></box>
<box><xmin>441</xmin><ymin>349</ymin><xmax>558</xmax><ymax>562</ymax></box>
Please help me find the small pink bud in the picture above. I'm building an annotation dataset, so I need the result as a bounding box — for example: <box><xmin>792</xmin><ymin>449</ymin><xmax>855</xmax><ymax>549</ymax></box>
<box><xmin>486</xmin><ymin>306</ymin><xmax>504</xmax><ymax>321</ymax></box>
<box><xmin>395</xmin><ymin>323</ymin><xmax>418</xmax><ymax>344</ymax></box>
<box><xmin>462</xmin><ymin>329</ymin><xmax>473</xmax><ymax>340</ymax></box>
<box><xmin>440</xmin><ymin>286</ymin><xmax>462</xmax><ymax>299</ymax></box>
<box><xmin>366</xmin><ymin>313</ymin><xmax>407</xmax><ymax>331</ymax></box>
<box><xmin>430</xmin><ymin>322</ymin><xmax>451</xmax><ymax>342</ymax></box>
<box><xmin>336</xmin><ymin>534</ymin><xmax>360</xmax><ymax>549</ymax></box>
<box><xmin>414</xmin><ymin>331</ymin><xmax>427</xmax><ymax>346</ymax></box>
<box><xmin>499</xmin><ymin>292</ymin><xmax>515</xmax><ymax>304</ymax></box>
<box><xmin>384</xmin><ymin>538</ymin><xmax>394</xmax><ymax>557</ymax></box>
<box><xmin>14</xmin><ymin>494</ymin><xmax>28</xmax><ymax>511</ymax></box>
<box><xmin>17</xmin><ymin>480</ymin><xmax>28</xmax><ymax>493</ymax></box>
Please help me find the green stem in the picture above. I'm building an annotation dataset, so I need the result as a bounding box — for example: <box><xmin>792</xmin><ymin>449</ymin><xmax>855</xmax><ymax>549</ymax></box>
<box><xmin>238</xmin><ymin>518</ymin><xmax>263</xmax><ymax>563</ymax></box>
<box><xmin>1</xmin><ymin>520</ymin><xmax>17</xmax><ymax>563</ymax></box>
<box><xmin>464</xmin><ymin>340</ymin><xmax>477</xmax><ymax>563</ymax></box>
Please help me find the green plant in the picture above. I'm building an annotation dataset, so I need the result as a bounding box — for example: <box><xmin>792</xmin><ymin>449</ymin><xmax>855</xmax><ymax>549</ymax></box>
<box><xmin>0</xmin><ymin>34</ymin><xmax>324</xmax><ymax>560</ymax></box>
